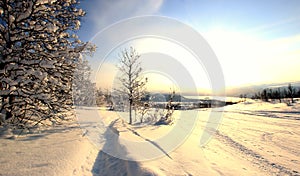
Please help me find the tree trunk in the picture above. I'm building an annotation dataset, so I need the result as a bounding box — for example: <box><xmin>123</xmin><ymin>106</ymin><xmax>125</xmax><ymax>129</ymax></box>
<box><xmin>129</xmin><ymin>100</ymin><xmax>132</xmax><ymax>124</ymax></box>
<box><xmin>5</xmin><ymin>96</ymin><xmax>14</xmax><ymax>120</ymax></box>
<box><xmin>140</xmin><ymin>115</ymin><xmax>143</xmax><ymax>123</ymax></box>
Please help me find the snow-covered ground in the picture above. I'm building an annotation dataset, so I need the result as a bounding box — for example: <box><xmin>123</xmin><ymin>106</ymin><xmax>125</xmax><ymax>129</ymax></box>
<box><xmin>0</xmin><ymin>122</ymin><xmax>99</xmax><ymax>176</ymax></box>
<box><xmin>1</xmin><ymin>99</ymin><xmax>299</xmax><ymax>175</ymax></box>
<box><xmin>201</xmin><ymin>100</ymin><xmax>300</xmax><ymax>176</ymax></box>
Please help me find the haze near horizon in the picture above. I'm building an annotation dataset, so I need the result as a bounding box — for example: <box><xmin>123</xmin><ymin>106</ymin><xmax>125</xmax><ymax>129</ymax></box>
<box><xmin>78</xmin><ymin>0</ymin><xmax>300</xmax><ymax>94</ymax></box>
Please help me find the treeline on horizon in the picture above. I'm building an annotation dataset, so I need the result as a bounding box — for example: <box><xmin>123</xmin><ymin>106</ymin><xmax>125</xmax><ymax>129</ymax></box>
<box><xmin>95</xmin><ymin>89</ymin><xmax>185</xmax><ymax>107</ymax></box>
<box><xmin>95</xmin><ymin>89</ymin><xmax>229</xmax><ymax>110</ymax></box>
<box><xmin>249</xmin><ymin>83</ymin><xmax>300</xmax><ymax>103</ymax></box>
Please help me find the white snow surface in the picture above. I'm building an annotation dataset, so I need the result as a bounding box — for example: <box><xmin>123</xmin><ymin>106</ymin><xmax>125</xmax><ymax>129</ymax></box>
<box><xmin>0</xmin><ymin>122</ymin><xmax>98</xmax><ymax>176</ymax></box>
<box><xmin>0</xmin><ymin>99</ymin><xmax>299</xmax><ymax>175</ymax></box>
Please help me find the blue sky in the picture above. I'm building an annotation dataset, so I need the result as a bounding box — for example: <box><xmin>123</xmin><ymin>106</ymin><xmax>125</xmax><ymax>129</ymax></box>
<box><xmin>77</xmin><ymin>0</ymin><xmax>300</xmax><ymax>91</ymax></box>
<box><xmin>78</xmin><ymin>0</ymin><xmax>300</xmax><ymax>40</ymax></box>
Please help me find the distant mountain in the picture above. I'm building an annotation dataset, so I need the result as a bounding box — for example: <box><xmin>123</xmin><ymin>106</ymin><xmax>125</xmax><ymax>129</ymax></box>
<box><xmin>147</xmin><ymin>93</ymin><xmax>231</xmax><ymax>110</ymax></box>
<box><xmin>225</xmin><ymin>81</ymin><xmax>300</xmax><ymax>97</ymax></box>
<box><xmin>149</xmin><ymin>93</ymin><xmax>194</xmax><ymax>102</ymax></box>
<box><xmin>148</xmin><ymin>93</ymin><xmax>226</xmax><ymax>103</ymax></box>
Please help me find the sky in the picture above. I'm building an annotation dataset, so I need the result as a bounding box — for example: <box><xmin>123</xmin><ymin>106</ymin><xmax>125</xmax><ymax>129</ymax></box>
<box><xmin>77</xmin><ymin>0</ymin><xmax>300</xmax><ymax>95</ymax></box>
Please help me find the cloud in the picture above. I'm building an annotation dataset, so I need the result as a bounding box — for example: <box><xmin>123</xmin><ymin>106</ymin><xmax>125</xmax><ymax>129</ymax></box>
<box><xmin>86</xmin><ymin>0</ymin><xmax>164</xmax><ymax>34</ymax></box>
<box><xmin>243</xmin><ymin>16</ymin><xmax>300</xmax><ymax>34</ymax></box>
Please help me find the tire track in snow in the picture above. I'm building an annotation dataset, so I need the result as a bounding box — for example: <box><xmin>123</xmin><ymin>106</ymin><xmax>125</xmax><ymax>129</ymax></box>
<box><xmin>222</xmin><ymin>110</ymin><xmax>300</xmax><ymax>120</ymax></box>
<box><xmin>215</xmin><ymin>131</ymin><xmax>299</xmax><ymax>176</ymax></box>
<box><xmin>261</xmin><ymin>132</ymin><xmax>300</xmax><ymax>156</ymax></box>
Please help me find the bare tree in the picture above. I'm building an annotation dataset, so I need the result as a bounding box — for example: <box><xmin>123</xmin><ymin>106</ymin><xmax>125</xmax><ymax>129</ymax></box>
<box><xmin>287</xmin><ymin>83</ymin><xmax>296</xmax><ymax>103</ymax></box>
<box><xmin>261</xmin><ymin>89</ymin><xmax>269</xmax><ymax>102</ymax></box>
<box><xmin>274</xmin><ymin>88</ymin><xmax>282</xmax><ymax>103</ymax></box>
<box><xmin>116</xmin><ymin>47</ymin><xmax>147</xmax><ymax>124</ymax></box>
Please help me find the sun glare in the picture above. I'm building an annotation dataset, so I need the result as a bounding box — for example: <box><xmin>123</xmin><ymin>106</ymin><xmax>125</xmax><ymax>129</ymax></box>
<box><xmin>95</xmin><ymin>28</ymin><xmax>300</xmax><ymax>94</ymax></box>
<box><xmin>142</xmin><ymin>71</ymin><xmax>180</xmax><ymax>93</ymax></box>
<box><xmin>202</xmin><ymin>28</ymin><xmax>300</xmax><ymax>87</ymax></box>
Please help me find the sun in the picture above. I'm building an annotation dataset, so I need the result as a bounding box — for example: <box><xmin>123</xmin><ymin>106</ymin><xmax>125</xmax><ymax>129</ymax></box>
<box><xmin>203</xmin><ymin>28</ymin><xmax>263</xmax><ymax>86</ymax></box>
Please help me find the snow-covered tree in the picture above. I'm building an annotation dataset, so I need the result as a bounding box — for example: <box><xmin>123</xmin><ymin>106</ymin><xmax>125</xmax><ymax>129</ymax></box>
<box><xmin>116</xmin><ymin>47</ymin><xmax>147</xmax><ymax>124</ymax></box>
<box><xmin>155</xmin><ymin>90</ymin><xmax>175</xmax><ymax>125</ymax></box>
<box><xmin>95</xmin><ymin>88</ymin><xmax>113</xmax><ymax>107</ymax></box>
<box><xmin>0</xmin><ymin>0</ymin><xmax>93</xmax><ymax>128</ymax></box>
<box><xmin>73</xmin><ymin>57</ymin><xmax>96</xmax><ymax>106</ymax></box>
<box><xmin>137</xmin><ymin>100</ymin><xmax>150</xmax><ymax>123</ymax></box>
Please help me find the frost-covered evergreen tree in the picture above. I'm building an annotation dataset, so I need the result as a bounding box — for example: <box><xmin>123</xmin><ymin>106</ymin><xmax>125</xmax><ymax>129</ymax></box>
<box><xmin>0</xmin><ymin>0</ymin><xmax>93</xmax><ymax>128</ymax></box>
